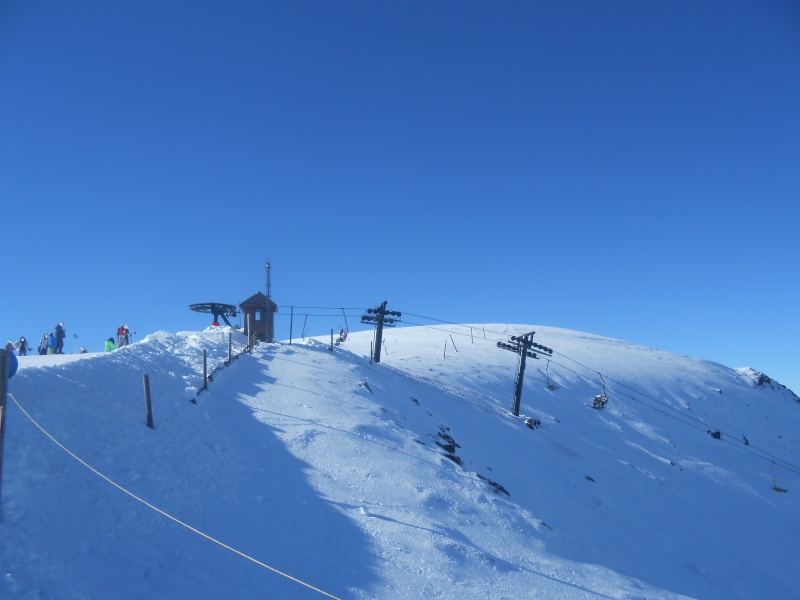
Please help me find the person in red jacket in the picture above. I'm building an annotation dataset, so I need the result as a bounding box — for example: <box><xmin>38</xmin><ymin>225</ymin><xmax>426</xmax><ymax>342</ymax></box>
<box><xmin>117</xmin><ymin>324</ymin><xmax>129</xmax><ymax>347</ymax></box>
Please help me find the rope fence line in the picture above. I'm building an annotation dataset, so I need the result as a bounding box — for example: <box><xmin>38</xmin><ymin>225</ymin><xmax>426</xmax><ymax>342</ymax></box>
<box><xmin>8</xmin><ymin>392</ymin><xmax>342</xmax><ymax>600</ymax></box>
<box><xmin>194</xmin><ymin>334</ymin><xmax>258</xmax><ymax>401</ymax></box>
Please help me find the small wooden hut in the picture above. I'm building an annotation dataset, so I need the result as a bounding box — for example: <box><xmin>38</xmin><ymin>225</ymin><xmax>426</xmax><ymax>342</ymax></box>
<box><xmin>239</xmin><ymin>292</ymin><xmax>278</xmax><ymax>343</ymax></box>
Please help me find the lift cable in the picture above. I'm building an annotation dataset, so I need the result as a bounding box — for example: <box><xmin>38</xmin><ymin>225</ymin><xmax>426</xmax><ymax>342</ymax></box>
<box><xmin>394</xmin><ymin>311</ymin><xmax>800</xmax><ymax>475</ymax></box>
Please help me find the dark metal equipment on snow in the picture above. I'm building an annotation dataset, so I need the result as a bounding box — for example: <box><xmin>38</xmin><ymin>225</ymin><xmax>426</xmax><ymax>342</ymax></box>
<box><xmin>189</xmin><ymin>303</ymin><xmax>238</xmax><ymax>327</ymax></box>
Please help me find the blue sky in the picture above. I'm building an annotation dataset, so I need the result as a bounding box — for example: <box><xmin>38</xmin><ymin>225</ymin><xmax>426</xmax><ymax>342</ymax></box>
<box><xmin>2</xmin><ymin>1</ymin><xmax>798</xmax><ymax>392</ymax></box>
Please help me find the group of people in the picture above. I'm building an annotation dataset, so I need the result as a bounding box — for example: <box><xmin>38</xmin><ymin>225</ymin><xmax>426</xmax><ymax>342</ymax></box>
<box><xmin>5</xmin><ymin>322</ymin><xmax>68</xmax><ymax>356</ymax></box>
<box><xmin>105</xmin><ymin>324</ymin><xmax>132</xmax><ymax>352</ymax></box>
<box><xmin>4</xmin><ymin>322</ymin><xmax>133</xmax><ymax>356</ymax></box>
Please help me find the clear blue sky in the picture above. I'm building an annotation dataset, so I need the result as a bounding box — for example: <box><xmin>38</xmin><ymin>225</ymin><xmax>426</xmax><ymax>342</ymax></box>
<box><xmin>2</xmin><ymin>1</ymin><xmax>798</xmax><ymax>392</ymax></box>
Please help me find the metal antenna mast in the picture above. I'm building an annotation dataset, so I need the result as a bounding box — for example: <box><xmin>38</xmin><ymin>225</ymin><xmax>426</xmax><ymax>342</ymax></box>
<box><xmin>265</xmin><ymin>260</ymin><xmax>273</xmax><ymax>343</ymax></box>
<box><xmin>265</xmin><ymin>260</ymin><xmax>271</xmax><ymax>302</ymax></box>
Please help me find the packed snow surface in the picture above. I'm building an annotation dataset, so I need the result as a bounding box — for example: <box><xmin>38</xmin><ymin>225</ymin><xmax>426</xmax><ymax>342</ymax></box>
<box><xmin>2</xmin><ymin>325</ymin><xmax>798</xmax><ymax>599</ymax></box>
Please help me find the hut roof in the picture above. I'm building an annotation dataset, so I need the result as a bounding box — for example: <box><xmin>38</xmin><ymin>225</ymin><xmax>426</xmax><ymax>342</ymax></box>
<box><xmin>240</xmin><ymin>291</ymin><xmax>278</xmax><ymax>311</ymax></box>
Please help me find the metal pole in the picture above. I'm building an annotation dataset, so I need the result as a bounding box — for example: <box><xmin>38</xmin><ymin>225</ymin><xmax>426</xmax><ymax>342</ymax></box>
<box><xmin>228</xmin><ymin>332</ymin><xmax>232</xmax><ymax>364</ymax></box>
<box><xmin>330</xmin><ymin>329</ymin><xmax>334</xmax><ymax>352</ymax></box>
<box><xmin>511</xmin><ymin>333</ymin><xmax>535</xmax><ymax>417</ymax></box>
<box><xmin>373</xmin><ymin>301</ymin><xmax>387</xmax><ymax>363</ymax></box>
<box><xmin>265</xmin><ymin>260</ymin><xmax>271</xmax><ymax>300</ymax></box>
<box><xmin>143</xmin><ymin>375</ymin><xmax>154</xmax><ymax>429</ymax></box>
<box><xmin>289</xmin><ymin>305</ymin><xmax>293</xmax><ymax>345</ymax></box>
<box><xmin>0</xmin><ymin>350</ymin><xmax>9</xmax><ymax>509</ymax></box>
<box><xmin>265</xmin><ymin>260</ymin><xmax>273</xmax><ymax>343</ymax></box>
<box><xmin>512</xmin><ymin>349</ymin><xmax>528</xmax><ymax>417</ymax></box>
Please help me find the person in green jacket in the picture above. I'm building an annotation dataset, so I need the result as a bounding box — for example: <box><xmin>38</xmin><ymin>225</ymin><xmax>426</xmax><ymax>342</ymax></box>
<box><xmin>104</xmin><ymin>337</ymin><xmax>116</xmax><ymax>352</ymax></box>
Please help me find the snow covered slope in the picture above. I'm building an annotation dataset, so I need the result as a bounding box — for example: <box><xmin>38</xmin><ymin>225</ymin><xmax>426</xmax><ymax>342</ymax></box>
<box><xmin>2</xmin><ymin>325</ymin><xmax>798</xmax><ymax>599</ymax></box>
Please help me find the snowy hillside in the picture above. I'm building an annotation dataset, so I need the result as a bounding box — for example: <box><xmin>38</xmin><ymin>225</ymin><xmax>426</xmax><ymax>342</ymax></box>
<box><xmin>2</xmin><ymin>325</ymin><xmax>798</xmax><ymax>599</ymax></box>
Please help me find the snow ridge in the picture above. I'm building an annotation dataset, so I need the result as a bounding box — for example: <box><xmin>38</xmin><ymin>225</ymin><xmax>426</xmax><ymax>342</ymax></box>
<box><xmin>2</xmin><ymin>325</ymin><xmax>798</xmax><ymax>599</ymax></box>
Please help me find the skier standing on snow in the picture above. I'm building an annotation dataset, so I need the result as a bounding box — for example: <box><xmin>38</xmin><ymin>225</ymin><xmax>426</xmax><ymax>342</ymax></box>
<box><xmin>117</xmin><ymin>324</ymin><xmax>129</xmax><ymax>347</ymax></box>
<box><xmin>15</xmin><ymin>336</ymin><xmax>31</xmax><ymax>356</ymax></box>
<box><xmin>54</xmin><ymin>322</ymin><xmax>66</xmax><ymax>354</ymax></box>
<box><xmin>38</xmin><ymin>334</ymin><xmax>49</xmax><ymax>355</ymax></box>
<box><xmin>48</xmin><ymin>332</ymin><xmax>56</xmax><ymax>354</ymax></box>
<box><xmin>104</xmin><ymin>337</ymin><xmax>116</xmax><ymax>352</ymax></box>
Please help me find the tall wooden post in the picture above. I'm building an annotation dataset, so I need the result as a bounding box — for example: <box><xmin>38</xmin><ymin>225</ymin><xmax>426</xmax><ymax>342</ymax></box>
<box><xmin>246</xmin><ymin>314</ymin><xmax>251</xmax><ymax>350</ymax></box>
<box><xmin>203</xmin><ymin>349</ymin><xmax>208</xmax><ymax>391</ymax></box>
<box><xmin>143</xmin><ymin>375</ymin><xmax>154</xmax><ymax>429</ymax></box>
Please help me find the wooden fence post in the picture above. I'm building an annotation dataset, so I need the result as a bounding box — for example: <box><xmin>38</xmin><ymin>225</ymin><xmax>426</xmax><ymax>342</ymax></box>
<box><xmin>143</xmin><ymin>374</ymin><xmax>154</xmax><ymax>429</ymax></box>
<box><xmin>203</xmin><ymin>349</ymin><xmax>208</xmax><ymax>391</ymax></box>
<box><xmin>246</xmin><ymin>314</ymin><xmax>251</xmax><ymax>351</ymax></box>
